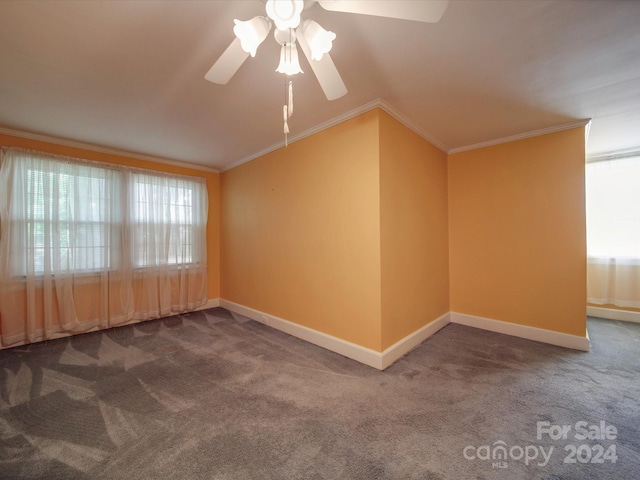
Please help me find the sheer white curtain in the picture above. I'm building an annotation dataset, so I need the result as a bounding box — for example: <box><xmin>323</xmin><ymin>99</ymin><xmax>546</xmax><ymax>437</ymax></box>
<box><xmin>0</xmin><ymin>147</ymin><xmax>208</xmax><ymax>347</ymax></box>
<box><xmin>129</xmin><ymin>171</ymin><xmax>208</xmax><ymax>318</ymax></box>
<box><xmin>586</xmin><ymin>155</ymin><xmax>640</xmax><ymax>308</ymax></box>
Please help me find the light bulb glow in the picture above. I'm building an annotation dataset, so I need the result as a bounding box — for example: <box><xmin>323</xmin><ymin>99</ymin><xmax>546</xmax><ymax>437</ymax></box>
<box><xmin>300</xmin><ymin>19</ymin><xmax>336</xmax><ymax>61</ymax></box>
<box><xmin>233</xmin><ymin>17</ymin><xmax>271</xmax><ymax>57</ymax></box>
<box><xmin>276</xmin><ymin>42</ymin><xmax>303</xmax><ymax>75</ymax></box>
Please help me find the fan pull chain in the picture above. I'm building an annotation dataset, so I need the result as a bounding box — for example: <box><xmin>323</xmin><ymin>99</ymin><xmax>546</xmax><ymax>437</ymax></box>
<box><xmin>283</xmin><ymin>80</ymin><xmax>293</xmax><ymax>146</ymax></box>
<box><xmin>283</xmin><ymin>104</ymin><xmax>289</xmax><ymax>146</ymax></box>
<box><xmin>288</xmin><ymin>80</ymin><xmax>293</xmax><ymax>117</ymax></box>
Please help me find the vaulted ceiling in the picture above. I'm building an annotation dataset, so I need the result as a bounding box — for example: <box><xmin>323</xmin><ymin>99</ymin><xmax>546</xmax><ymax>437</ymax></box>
<box><xmin>1</xmin><ymin>0</ymin><xmax>639</xmax><ymax>171</ymax></box>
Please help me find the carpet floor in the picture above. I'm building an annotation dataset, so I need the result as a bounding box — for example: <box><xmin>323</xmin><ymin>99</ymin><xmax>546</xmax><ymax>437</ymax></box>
<box><xmin>1</xmin><ymin>308</ymin><xmax>639</xmax><ymax>479</ymax></box>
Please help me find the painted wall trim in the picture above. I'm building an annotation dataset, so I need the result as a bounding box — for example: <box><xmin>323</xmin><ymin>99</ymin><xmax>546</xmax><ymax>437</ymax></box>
<box><xmin>221</xmin><ymin>98</ymin><xmax>449</xmax><ymax>172</ymax></box>
<box><xmin>1</xmin><ymin>299</ymin><xmax>597</xmax><ymax>358</ymax></box>
<box><xmin>584</xmin><ymin>119</ymin><xmax>591</xmax><ymax>146</ymax></box>
<box><xmin>220</xmin><ymin>299</ymin><xmax>456</xmax><ymax>370</ymax></box>
<box><xmin>380</xmin><ymin>312</ymin><xmax>450</xmax><ymax>369</ymax></box>
<box><xmin>221</xmin><ymin>106</ymin><xmax>593</xmax><ymax>173</ymax></box>
<box><xmin>0</xmin><ymin>126</ymin><xmax>220</xmax><ymax>174</ymax></box>
<box><xmin>375</xmin><ymin>101</ymin><xmax>450</xmax><ymax>153</ymax></box>
<box><xmin>447</xmin><ymin>119</ymin><xmax>592</xmax><ymax>155</ymax></box>
<box><xmin>222</xmin><ymin>99</ymin><xmax>384</xmax><ymax>172</ymax></box>
<box><xmin>587</xmin><ymin>306</ymin><xmax>640</xmax><ymax>324</ymax></box>
<box><xmin>450</xmin><ymin>312</ymin><xmax>590</xmax><ymax>352</ymax></box>
<box><xmin>2</xmin><ymin>113</ymin><xmax>601</xmax><ymax>175</ymax></box>
<box><xmin>219</xmin><ymin>299</ymin><xmax>385</xmax><ymax>369</ymax></box>
<box><xmin>219</xmin><ymin>300</ymin><xmax>452</xmax><ymax>369</ymax></box>
<box><xmin>586</xmin><ymin>147</ymin><xmax>640</xmax><ymax>163</ymax></box>
<box><xmin>196</xmin><ymin>298</ymin><xmax>221</xmax><ymax>311</ymax></box>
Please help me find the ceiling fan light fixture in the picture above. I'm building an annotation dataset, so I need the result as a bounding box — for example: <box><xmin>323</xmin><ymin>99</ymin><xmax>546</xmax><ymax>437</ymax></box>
<box><xmin>265</xmin><ymin>0</ymin><xmax>304</xmax><ymax>30</ymax></box>
<box><xmin>299</xmin><ymin>19</ymin><xmax>336</xmax><ymax>61</ymax></box>
<box><xmin>233</xmin><ymin>16</ymin><xmax>272</xmax><ymax>57</ymax></box>
<box><xmin>274</xmin><ymin>27</ymin><xmax>296</xmax><ymax>46</ymax></box>
<box><xmin>276</xmin><ymin>42</ymin><xmax>303</xmax><ymax>75</ymax></box>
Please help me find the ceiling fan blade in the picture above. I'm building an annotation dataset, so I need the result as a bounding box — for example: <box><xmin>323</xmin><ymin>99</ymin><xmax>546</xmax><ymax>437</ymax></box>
<box><xmin>204</xmin><ymin>37</ymin><xmax>250</xmax><ymax>85</ymax></box>
<box><xmin>297</xmin><ymin>32</ymin><xmax>347</xmax><ymax>101</ymax></box>
<box><xmin>317</xmin><ymin>0</ymin><xmax>448</xmax><ymax>23</ymax></box>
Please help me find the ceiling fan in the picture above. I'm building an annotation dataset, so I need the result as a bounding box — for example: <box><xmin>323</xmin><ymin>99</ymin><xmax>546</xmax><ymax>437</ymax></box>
<box><xmin>205</xmin><ymin>0</ymin><xmax>448</xmax><ymax>138</ymax></box>
<box><xmin>205</xmin><ymin>0</ymin><xmax>448</xmax><ymax>96</ymax></box>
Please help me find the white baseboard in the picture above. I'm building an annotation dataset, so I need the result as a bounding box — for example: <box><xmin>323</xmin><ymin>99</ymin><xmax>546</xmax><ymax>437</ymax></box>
<box><xmin>219</xmin><ymin>299</ymin><xmax>450</xmax><ymax>370</ymax></box>
<box><xmin>381</xmin><ymin>312</ymin><xmax>450</xmax><ymax>369</ymax></box>
<box><xmin>1</xmin><ymin>295</ymin><xmax>597</xmax><ymax>360</ymax></box>
<box><xmin>196</xmin><ymin>298</ymin><xmax>220</xmax><ymax>311</ymax></box>
<box><xmin>219</xmin><ymin>299</ymin><xmax>383</xmax><ymax>368</ymax></box>
<box><xmin>450</xmin><ymin>312</ymin><xmax>590</xmax><ymax>352</ymax></box>
<box><xmin>587</xmin><ymin>306</ymin><xmax>640</xmax><ymax>324</ymax></box>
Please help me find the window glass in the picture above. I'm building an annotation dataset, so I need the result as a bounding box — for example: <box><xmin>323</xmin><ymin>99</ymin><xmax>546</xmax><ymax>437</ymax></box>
<box><xmin>10</xmin><ymin>163</ymin><xmax>120</xmax><ymax>275</ymax></box>
<box><xmin>2</xmin><ymin>149</ymin><xmax>206</xmax><ymax>277</ymax></box>
<box><xmin>586</xmin><ymin>156</ymin><xmax>640</xmax><ymax>259</ymax></box>
<box><xmin>132</xmin><ymin>175</ymin><xmax>203</xmax><ymax>267</ymax></box>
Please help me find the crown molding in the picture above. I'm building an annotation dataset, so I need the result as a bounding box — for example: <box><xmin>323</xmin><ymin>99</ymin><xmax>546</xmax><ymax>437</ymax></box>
<box><xmin>0</xmin><ymin>126</ymin><xmax>220</xmax><ymax>174</ymax></box>
<box><xmin>375</xmin><ymin>99</ymin><xmax>450</xmax><ymax>153</ymax></box>
<box><xmin>221</xmin><ymin>98</ymin><xmax>449</xmax><ymax>172</ymax></box>
<box><xmin>3</xmin><ymin>114</ymin><xmax>600</xmax><ymax>176</ymax></box>
<box><xmin>447</xmin><ymin>119</ymin><xmax>592</xmax><ymax>155</ymax></box>
<box><xmin>221</xmin><ymin>104</ymin><xmax>594</xmax><ymax>173</ymax></box>
<box><xmin>584</xmin><ymin>118</ymin><xmax>592</xmax><ymax>144</ymax></box>
<box><xmin>221</xmin><ymin>99</ymin><xmax>384</xmax><ymax>172</ymax></box>
<box><xmin>586</xmin><ymin>146</ymin><xmax>640</xmax><ymax>163</ymax></box>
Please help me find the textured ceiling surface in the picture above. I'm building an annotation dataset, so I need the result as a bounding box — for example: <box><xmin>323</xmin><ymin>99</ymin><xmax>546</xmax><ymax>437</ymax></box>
<box><xmin>0</xmin><ymin>0</ymin><xmax>639</xmax><ymax>170</ymax></box>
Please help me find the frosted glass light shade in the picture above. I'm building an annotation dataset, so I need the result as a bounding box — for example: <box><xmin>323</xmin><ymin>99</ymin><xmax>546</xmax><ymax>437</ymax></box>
<box><xmin>233</xmin><ymin>17</ymin><xmax>271</xmax><ymax>57</ymax></box>
<box><xmin>300</xmin><ymin>20</ymin><xmax>336</xmax><ymax>61</ymax></box>
<box><xmin>266</xmin><ymin>0</ymin><xmax>303</xmax><ymax>30</ymax></box>
<box><xmin>276</xmin><ymin>43</ymin><xmax>303</xmax><ymax>75</ymax></box>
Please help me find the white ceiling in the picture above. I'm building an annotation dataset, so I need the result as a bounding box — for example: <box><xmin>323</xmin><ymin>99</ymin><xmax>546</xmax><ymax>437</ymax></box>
<box><xmin>1</xmin><ymin>0</ymin><xmax>639</xmax><ymax>171</ymax></box>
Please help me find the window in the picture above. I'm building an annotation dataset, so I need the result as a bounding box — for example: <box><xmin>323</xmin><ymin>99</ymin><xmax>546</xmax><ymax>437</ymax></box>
<box><xmin>0</xmin><ymin>148</ymin><xmax>207</xmax><ymax>277</ymax></box>
<box><xmin>6</xmin><ymin>156</ymin><xmax>122</xmax><ymax>276</ymax></box>
<box><xmin>586</xmin><ymin>155</ymin><xmax>640</xmax><ymax>259</ymax></box>
<box><xmin>131</xmin><ymin>173</ymin><xmax>206</xmax><ymax>268</ymax></box>
<box><xmin>0</xmin><ymin>147</ymin><xmax>208</xmax><ymax>346</ymax></box>
<box><xmin>586</xmin><ymin>154</ymin><xmax>640</xmax><ymax>308</ymax></box>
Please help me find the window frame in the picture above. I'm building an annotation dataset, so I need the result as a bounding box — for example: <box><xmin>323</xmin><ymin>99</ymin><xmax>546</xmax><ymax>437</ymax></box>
<box><xmin>1</xmin><ymin>148</ymin><xmax>207</xmax><ymax>279</ymax></box>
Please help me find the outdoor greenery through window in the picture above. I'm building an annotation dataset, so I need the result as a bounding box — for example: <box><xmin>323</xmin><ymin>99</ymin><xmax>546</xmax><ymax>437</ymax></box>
<box><xmin>132</xmin><ymin>174</ymin><xmax>201</xmax><ymax>268</ymax></box>
<box><xmin>0</xmin><ymin>147</ymin><xmax>209</xmax><ymax>346</ymax></box>
<box><xmin>19</xmin><ymin>165</ymin><xmax>118</xmax><ymax>275</ymax></box>
<box><xmin>0</xmin><ymin>148</ymin><xmax>207</xmax><ymax>277</ymax></box>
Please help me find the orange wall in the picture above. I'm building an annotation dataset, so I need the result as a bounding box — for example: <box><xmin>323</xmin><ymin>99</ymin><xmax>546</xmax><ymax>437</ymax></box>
<box><xmin>2</xmin><ymin>115</ymin><xmax>589</xmax><ymax>350</ymax></box>
<box><xmin>221</xmin><ymin>111</ymin><xmax>383</xmax><ymax>350</ymax></box>
<box><xmin>379</xmin><ymin>111</ymin><xmax>449</xmax><ymax>349</ymax></box>
<box><xmin>448</xmin><ymin>128</ymin><xmax>587</xmax><ymax>336</ymax></box>
<box><xmin>0</xmin><ymin>133</ymin><xmax>221</xmax><ymax>300</ymax></box>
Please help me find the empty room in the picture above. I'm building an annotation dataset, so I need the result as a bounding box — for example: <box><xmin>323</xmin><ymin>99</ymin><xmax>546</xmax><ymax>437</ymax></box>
<box><xmin>1</xmin><ymin>1</ymin><xmax>639</xmax><ymax>479</ymax></box>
